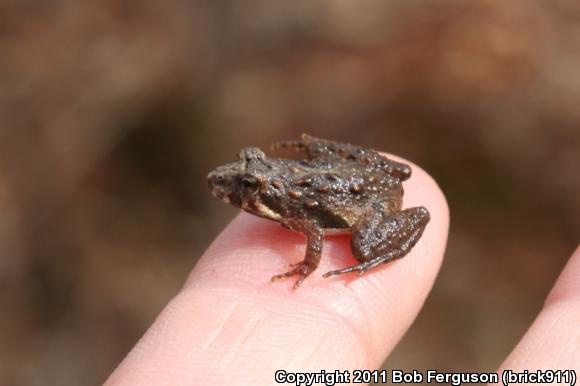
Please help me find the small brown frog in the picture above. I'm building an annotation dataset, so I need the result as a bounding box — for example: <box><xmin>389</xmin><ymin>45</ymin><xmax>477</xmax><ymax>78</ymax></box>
<box><xmin>207</xmin><ymin>134</ymin><xmax>430</xmax><ymax>288</ymax></box>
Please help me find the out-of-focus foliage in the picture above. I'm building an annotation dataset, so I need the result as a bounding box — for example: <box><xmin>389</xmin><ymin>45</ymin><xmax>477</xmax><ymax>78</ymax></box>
<box><xmin>0</xmin><ymin>1</ymin><xmax>578</xmax><ymax>384</ymax></box>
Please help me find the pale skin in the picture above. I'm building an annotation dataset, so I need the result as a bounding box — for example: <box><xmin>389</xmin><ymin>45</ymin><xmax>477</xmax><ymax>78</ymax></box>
<box><xmin>105</xmin><ymin>156</ymin><xmax>580</xmax><ymax>386</ymax></box>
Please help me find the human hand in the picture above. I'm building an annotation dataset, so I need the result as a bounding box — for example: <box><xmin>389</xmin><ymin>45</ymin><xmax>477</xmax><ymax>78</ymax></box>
<box><xmin>105</xmin><ymin>158</ymin><xmax>578</xmax><ymax>386</ymax></box>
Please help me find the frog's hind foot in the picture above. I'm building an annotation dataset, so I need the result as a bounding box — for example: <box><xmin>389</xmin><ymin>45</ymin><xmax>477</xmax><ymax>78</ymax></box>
<box><xmin>322</xmin><ymin>258</ymin><xmax>388</xmax><ymax>278</ymax></box>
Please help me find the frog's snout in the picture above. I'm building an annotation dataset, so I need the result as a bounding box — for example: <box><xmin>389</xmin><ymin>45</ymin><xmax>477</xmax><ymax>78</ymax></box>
<box><xmin>207</xmin><ymin>171</ymin><xmax>243</xmax><ymax>207</ymax></box>
<box><xmin>207</xmin><ymin>172</ymin><xmax>227</xmax><ymax>200</ymax></box>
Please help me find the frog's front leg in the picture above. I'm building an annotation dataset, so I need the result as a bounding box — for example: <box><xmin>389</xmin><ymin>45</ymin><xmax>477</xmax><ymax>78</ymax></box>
<box><xmin>323</xmin><ymin>204</ymin><xmax>430</xmax><ymax>278</ymax></box>
<box><xmin>271</xmin><ymin>218</ymin><xmax>324</xmax><ymax>289</ymax></box>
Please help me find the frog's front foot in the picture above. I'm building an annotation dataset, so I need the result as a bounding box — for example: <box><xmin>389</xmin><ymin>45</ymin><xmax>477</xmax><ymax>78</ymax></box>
<box><xmin>271</xmin><ymin>218</ymin><xmax>323</xmax><ymax>289</ymax></box>
<box><xmin>271</xmin><ymin>261</ymin><xmax>315</xmax><ymax>289</ymax></box>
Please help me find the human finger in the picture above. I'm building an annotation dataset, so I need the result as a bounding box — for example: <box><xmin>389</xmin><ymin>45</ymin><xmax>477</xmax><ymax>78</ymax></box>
<box><xmin>498</xmin><ymin>245</ymin><xmax>580</xmax><ymax>374</ymax></box>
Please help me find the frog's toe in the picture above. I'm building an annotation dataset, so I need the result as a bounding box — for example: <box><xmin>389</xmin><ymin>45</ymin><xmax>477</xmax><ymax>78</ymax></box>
<box><xmin>323</xmin><ymin>264</ymin><xmax>365</xmax><ymax>278</ymax></box>
<box><xmin>323</xmin><ymin>258</ymin><xmax>386</xmax><ymax>278</ymax></box>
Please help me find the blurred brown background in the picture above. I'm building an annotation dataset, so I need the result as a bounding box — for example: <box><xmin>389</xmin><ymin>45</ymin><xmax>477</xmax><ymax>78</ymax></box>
<box><xmin>0</xmin><ymin>1</ymin><xmax>578</xmax><ymax>385</ymax></box>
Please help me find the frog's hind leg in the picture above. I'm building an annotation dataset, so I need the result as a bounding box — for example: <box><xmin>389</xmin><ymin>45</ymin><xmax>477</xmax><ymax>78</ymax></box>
<box><xmin>271</xmin><ymin>139</ymin><xmax>307</xmax><ymax>152</ymax></box>
<box><xmin>272</xmin><ymin>134</ymin><xmax>367</xmax><ymax>161</ymax></box>
<box><xmin>323</xmin><ymin>205</ymin><xmax>430</xmax><ymax>278</ymax></box>
<box><xmin>270</xmin><ymin>218</ymin><xmax>324</xmax><ymax>289</ymax></box>
<box><xmin>271</xmin><ymin>133</ymin><xmax>319</xmax><ymax>152</ymax></box>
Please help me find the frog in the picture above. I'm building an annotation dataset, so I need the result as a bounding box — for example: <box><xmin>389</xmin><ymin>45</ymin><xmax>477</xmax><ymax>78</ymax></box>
<box><xmin>207</xmin><ymin>134</ymin><xmax>430</xmax><ymax>288</ymax></box>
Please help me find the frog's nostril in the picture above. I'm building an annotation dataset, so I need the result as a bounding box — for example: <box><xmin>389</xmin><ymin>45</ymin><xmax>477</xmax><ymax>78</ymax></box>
<box><xmin>208</xmin><ymin>174</ymin><xmax>223</xmax><ymax>186</ymax></box>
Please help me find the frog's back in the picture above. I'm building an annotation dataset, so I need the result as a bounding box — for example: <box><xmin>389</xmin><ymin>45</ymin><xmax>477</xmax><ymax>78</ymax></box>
<box><xmin>259</xmin><ymin>158</ymin><xmax>404</xmax><ymax>229</ymax></box>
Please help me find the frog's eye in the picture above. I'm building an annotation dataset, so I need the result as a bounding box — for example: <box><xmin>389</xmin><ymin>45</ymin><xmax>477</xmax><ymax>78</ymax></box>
<box><xmin>241</xmin><ymin>176</ymin><xmax>259</xmax><ymax>194</ymax></box>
